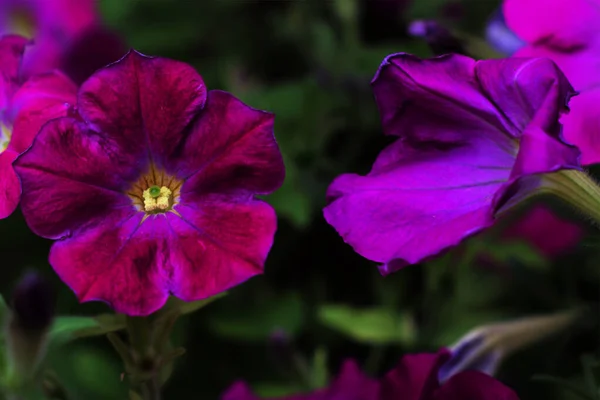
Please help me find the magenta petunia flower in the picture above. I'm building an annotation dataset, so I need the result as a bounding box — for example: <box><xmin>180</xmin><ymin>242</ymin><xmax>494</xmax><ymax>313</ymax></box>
<box><xmin>221</xmin><ymin>350</ymin><xmax>519</xmax><ymax>399</ymax></box>
<box><xmin>0</xmin><ymin>0</ymin><xmax>123</xmax><ymax>82</ymax></box>
<box><xmin>0</xmin><ymin>34</ymin><xmax>76</xmax><ymax>219</ymax></box>
<box><xmin>324</xmin><ymin>53</ymin><xmax>579</xmax><ymax>274</ymax></box>
<box><xmin>503</xmin><ymin>0</ymin><xmax>600</xmax><ymax>91</ymax></box>
<box><xmin>14</xmin><ymin>50</ymin><xmax>285</xmax><ymax>316</ymax></box>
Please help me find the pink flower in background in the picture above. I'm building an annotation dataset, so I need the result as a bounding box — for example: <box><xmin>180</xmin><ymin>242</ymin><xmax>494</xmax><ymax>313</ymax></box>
<box><xmin>502</xmin><ymin>205</ymin><xmax>582</xmax><ymax>257</ymax></box>
<box><xmin>0</xmin><ymin>35</ymin><xmax>76</xmax><ymax>219</ymax></box>
<box><xmin>0</xmin><ymin>0</ymin><xmax>125</xmax><ymax>83</ymax></box>
<box><xmin>222</xmin><ymin>350</ymin><xmax>519</xmax><ymax>399</ymax></box>
<box><xmin>504</xmin><ymin>0</ymin><xmax>600</xmax><ymax>166</ymax></box>
<box><xmin>324</xmin><ymin>53</ymin><xmax>579</xmax><ymax>274</ymax></box>
<box><xmin>503</xmin><ymin>0</ymin><xmax>600</xmax><ymax>91</ymax></box>
<box><xmin>14</xmin><ymin>51</ymin><xmax>285</xmax><ymax>316</ymax></box>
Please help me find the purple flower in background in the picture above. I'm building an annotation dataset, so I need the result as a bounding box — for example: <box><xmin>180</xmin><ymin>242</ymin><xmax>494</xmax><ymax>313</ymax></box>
<box><xmin>14</xmin><ymin>51</ymin><xmax>285</xmax><ymax>316</ymax></box>
<box><xmin>324</xmin><ymin>53</ymin><xmax>579</xmax><ymax>274</ymax></box>
<box><xmin>222</xmin><ymin>350</ymin><xmax>519</xmax><ymax>399</ymax></box>
<box><xmin>0</xmin><ymin>35</ymin><xmax>76</xmax><ymax>219</ymax></box>
<box><xmin>0</xmin><ymin>0</ymin><xmax>124</xmax><ymax>82</ymax></box>
<box><xmin>485</xmin><ymin>8</ymin><xmax>526</xmax><ymax>56</ymax></box>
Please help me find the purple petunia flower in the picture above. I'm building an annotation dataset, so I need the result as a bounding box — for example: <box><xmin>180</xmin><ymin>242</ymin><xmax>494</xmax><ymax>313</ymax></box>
<box><xmin>324</xmin><ymin>53</ymin><xmax>580</xmax><ymax>274</ymax></box>
<box><xmin>221</xmin><ymin>349</ymin><xmax>519</xmax><ymax>399</ymax></box>
<box><xmin>0</xmin><ymin>0</ymin><xmax>124</xmax><ymax>82</ymax></box>
<box><xmin>14</xmin><ymin>50</ymin><xmax>285</xmax><ymax>316</ymax></box>
<box><xmin>0</xmin><ymin>34</ymin><xmax>76</xmax><ymax>219</ymax></box>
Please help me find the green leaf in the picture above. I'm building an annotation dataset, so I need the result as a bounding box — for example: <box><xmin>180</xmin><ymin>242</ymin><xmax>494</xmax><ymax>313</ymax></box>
<box><xmin>265</xmin><ymin>154</ymin><xmax>313</xmax><ymax>227</ymax></box>
<box><xmin>0</xmin><ymin>294</ymin><xmax>9</xmax><ymax>327</ymax></box>
<box><xmin>48</xmin><ymin>314</ymin><xmax>126</xmax><ymax>347</ymax></box>
<box><xmin>253</xmin><ymin>383</ymin><xmax>304</xmax><ymax>397</ymax></box>
<box><xmin>208</xmin><ymin>293</ymin><xmax>304</xmax><ymax>341</ymax></box>
<box><xmin>162</xmin><ymin>292</ymin><xmax>227</xmax><ymax>316</ymax></box>
<box><xmin>318</xmin><ymin>305</ymin><xmax>415</xmax><ymax>345</ymax></box>
<box><xmin>310</xmin><ymin>347</ymin><xmax>329</xmax><ymax>389</ymax></box>
<box><xmin>484</xmin><ymin>240</ymin><xmax>548</xmax><ymax>270</ymax></box>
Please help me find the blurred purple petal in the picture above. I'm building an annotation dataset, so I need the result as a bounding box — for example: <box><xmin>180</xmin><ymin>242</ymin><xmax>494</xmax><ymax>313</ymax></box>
<box><xmin>485</xmin><ymin>9</ymin><xmax>526</xmax><ymax>56</ymax></box>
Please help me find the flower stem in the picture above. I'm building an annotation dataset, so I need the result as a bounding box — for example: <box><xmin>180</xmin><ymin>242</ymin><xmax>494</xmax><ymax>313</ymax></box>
<box><xmin>123</xmin><ymin>316</ymin><xmax>162</xmax><ymax>400</ymax></box>
<box><xmin>542</xmin><ymin>170</ymin><xmax>600</xmax><ymax>224</ymax></box>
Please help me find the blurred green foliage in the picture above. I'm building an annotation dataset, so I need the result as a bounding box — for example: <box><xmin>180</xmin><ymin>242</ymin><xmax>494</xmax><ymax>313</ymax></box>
<box><xmin>0</xmin><ymin>0</ymin><xmax>598</xmax><ymax>399</ymax></box>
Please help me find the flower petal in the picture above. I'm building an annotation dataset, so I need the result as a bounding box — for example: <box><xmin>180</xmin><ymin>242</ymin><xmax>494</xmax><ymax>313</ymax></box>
<box><xmin>433</xmin><ymin>371</ymin><xmax>519</xmax><ymax>400</ymax></box>
<box><xmin>0</xmin><ymin>149</ymin><xmax>20</xmax><ymax>218</ymax></box>
<box><xmin>503</xmin><ymin>0</ymin><xmax>600</xmax><ymax>50</ymax></box>
<box><xmin>77</xmin><ymin>50</ymin><xmax>207</xmax><ymax>164</ymax></box>
<box><xmin>513</xmin><ymin>44</ymin><xmax>600</xmax><ymax>91</ymax></box>
<box><xmin>49</xmin><ymin>211</ymin><xmax>170</xmax><ymax>316</ymax></box>
<box><xmin>324</xmin><ymin>137</ymin><xmax>509</xmax><ymax>272</ymax></box>
<box><xmin>473</xmin><ymin>57</ymin><xmax>579</xmax><ymax>177</ymax></box>
<box><xmin>14</xmin><ymin>117</ymin><xmax>140</xmax><ymax>239</ymax></box>
<box><xmin>9</xmin><ymin>70</ymin><xmax>77</xmax><ymax>153</ymax></box>
<box><xmin>372</xmin><ymin>53</ymin><xmax>520</xmax><ymax>140</ymax></box>
<box><xmin>174</xmin><ymin>90</ymin><xmax>285</xmax><ymax>199</ymax></box>
<box><xmin>563</xmin><ymin>86</ymin><xmax>600</xmax><ymax>165</ymax></box>
<box><xmin>0</xmin><ymin>35</ymin><xmax>28</xmax><ymax>111</ymax></box>
<box><xmin>167</xmin><ymin>197</ymin><xmax>277</xmax><ymax>301</ymax></box>
<box><xmin>221</xmin><ymin>382</ymin><xmax>258</xmax><ymax>400</ymax></box>
<box><xmin>379</xmin><ymin>350</ymin><xmax>450</xmax><ymax>400</ymax></box>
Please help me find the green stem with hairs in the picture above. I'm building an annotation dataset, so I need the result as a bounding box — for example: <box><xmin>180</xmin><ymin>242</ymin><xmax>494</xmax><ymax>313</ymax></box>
<box><xmin>541</xmin><ymin>170</ymin><xmax>600</xmax><ymax>224</ymax></box>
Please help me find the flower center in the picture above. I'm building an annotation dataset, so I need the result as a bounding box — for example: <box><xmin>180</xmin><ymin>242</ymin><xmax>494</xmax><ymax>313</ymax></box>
<box><xmin>143</xmin><ymin>185</ymin><xmax>172</xmax><ymax>213</ymax></box>
<box><xmin>9</xmin><ymin>8</ymin><xmax>36</xmax><ymax>39</ymax></box>
<box><xmin>127</xmin><ymin>165</ymin><xmax>183</xmax><ymax>215</ymax></box>
<box><xmin>0</xmin><ymin>123</ymin><xmax>11</xmax><ymax>153</ymax></box>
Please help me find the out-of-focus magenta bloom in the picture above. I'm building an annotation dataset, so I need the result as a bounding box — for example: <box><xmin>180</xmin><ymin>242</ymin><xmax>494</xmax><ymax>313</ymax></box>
<box><xmin>222</xmin><ymin>350</ymin><xmax>519</xmax><ymax>399</ymax></box>
<box><xmin>561</xmin><ymin>87</ymin><xmax>600</xmax><ymax>165</ymax></box>
<box><xmin>0</xmin><ymin>0</ymin><xmax>124</xmax><ymax>82</ymax></box>
<box><xmin>0</xmin><ymin>35</ymin><xmax>76</xmax><ymax>219</ymax></box>
<box><xmin>324</xmin><ymin>53</ymin><xmax>580</xmax><ymax>274</ymax></box>
<box><xmin>14</xmin><ymin>51</ymin><xmax>285</xmax><ymax>316</ymax></box>
<box><xmin>504</xmin><ymin>0</ymin><xmax>600</xmax><ymax>165</ymax></box>
<box><xmin>503</xmin><ymin>0</ymin><xmax>600</xmax><ymax>91</ymax></box>
<box><xmin>502</xmin><ymin>205</ymin><xmax>582</xmax><ymax>257</ymax></box>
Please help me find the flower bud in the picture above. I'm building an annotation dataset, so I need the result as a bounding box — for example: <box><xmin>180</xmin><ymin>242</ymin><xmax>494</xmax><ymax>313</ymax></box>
<box><xmin>6</xmin><ymin>271</ymin><xmax>56</xmax><ymax>384</ymax></box>
<box><xmin>438</xmin><ymin>309</ymin><xmax>580</xmax><ymax>384</ymax></box>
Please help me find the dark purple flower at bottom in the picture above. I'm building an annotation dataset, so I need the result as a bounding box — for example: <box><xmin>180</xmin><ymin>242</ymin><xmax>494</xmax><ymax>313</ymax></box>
<box><xmin>14</xmin><ymin>50</ymin><xmax>285</xmax><ymax>316</ymax></box>
<box><xmin>324</xmin><ymin>53</ymin><xmax>579</xmax><ymax>274</ymax></box>
<box><xmin>222</xmin><ymin>349</ymin><xmax>518</xmax><ymax>400</ymax></box>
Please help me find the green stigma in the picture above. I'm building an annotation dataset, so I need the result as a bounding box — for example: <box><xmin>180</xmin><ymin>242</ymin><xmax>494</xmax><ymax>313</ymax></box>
<box><xmin>148</xmin><ymin>186</ymin><xmax>161</xmax><ymax>198</ymax></box>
